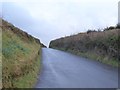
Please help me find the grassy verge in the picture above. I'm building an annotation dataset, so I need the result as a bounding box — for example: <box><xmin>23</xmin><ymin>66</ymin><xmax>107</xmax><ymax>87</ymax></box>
<box><xmin>53</xmin><ymin>47</ymin><xmax>118</xmax><ymax>67</ymax></box>
<box><xmin>76</xmin><ymin>51</ymin><xmax>118</xmax><ymax>67</ymax></box>
<box><xmin>13</xmin><ymin>50</ymin><xmax>41</xmax><ymax>88</ymax></box>
<box><xmin>2</xmin><ymin>19</ymin><xmax>41</xmax><ymax>88</ymax></box>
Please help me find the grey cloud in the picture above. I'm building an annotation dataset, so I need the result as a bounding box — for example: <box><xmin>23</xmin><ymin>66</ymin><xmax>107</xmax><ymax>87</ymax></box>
<box><xmin>2</xmin><ymin>1</ymin><xmax>118</xmax><ymax>46</ymax></box>
<box><xmin>2</xmin><ymin>2</ymin><xmax>49</xmax><ymax>45</ymax></box>
<box><xmin>2</xmin><ymin>2</ymin><xmax>35</xmax><ymax>30</ymax></box>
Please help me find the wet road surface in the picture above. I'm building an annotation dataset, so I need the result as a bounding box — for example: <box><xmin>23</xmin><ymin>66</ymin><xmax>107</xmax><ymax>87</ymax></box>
<box><xmin>35</xmin><ymin>48</ymin><xmax>118</xmax><ymax>88</ymax></box>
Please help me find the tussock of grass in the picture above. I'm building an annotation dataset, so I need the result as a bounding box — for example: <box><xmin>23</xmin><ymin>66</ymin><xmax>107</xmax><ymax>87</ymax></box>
<box><xmin>2</xmin><ymin>19</ymin><xmax>41</xmax><ymax>88</ymax></box>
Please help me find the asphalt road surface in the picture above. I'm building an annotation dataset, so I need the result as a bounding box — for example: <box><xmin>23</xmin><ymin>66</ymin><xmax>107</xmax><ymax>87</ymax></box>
<box><xmin>35</xmin><ymin>48</ymin><xmax>118</xmax><ymax>88</ymax></box>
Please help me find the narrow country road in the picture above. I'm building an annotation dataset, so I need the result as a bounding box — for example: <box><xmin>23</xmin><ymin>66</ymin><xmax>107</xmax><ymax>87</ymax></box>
<box><xmin>35</xmin><ymin>48</ymin><xmax>118</xmax><ymax>88</ymax></box>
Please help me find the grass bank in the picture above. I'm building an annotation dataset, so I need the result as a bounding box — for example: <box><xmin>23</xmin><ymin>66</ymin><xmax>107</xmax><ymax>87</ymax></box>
<box><xmin>50</xmin><ymin>27</ymin><xmax>119</xmax><ymax>67</ymax></box>
<box><xmin>2</xmin><ymin>19</ymin><xmax>42</xmax><ymax>88</ymax></box>
<box><xmin>54</xmin><ymin>47</ymin><xmax>118</xmax><ymax>67</ymax></box>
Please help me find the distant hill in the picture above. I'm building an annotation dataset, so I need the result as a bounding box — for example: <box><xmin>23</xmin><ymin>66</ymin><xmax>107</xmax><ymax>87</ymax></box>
<box><xmin>49</xmin><ymin>26</ymin><xmax>120</xmax><ymax>67</ymax></box>
<box><xmin>1</xmin><ymin>18</ymin><xmax>45</xmax><ymax>88</ymax></box>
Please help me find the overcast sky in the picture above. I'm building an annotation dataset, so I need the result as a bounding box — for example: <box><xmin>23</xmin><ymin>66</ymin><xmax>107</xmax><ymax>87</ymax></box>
<box><xmin>1</xmin><ymin>0</ymin><xmax>119</xmax><ymax>46</ymax></box>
